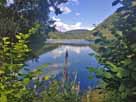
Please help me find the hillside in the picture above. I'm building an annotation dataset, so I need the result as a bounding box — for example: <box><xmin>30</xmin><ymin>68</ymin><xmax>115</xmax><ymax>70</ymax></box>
<box><xmin>65</xmin><ymin>29</ymin><xmax>90</xmax><ymax>34</ymax></box>
<box><xmin>49</xmin><ymin>12</ymin><xmax>120</xmax><ymax>40</ymax></box>
<box><xmin>32</xmin><ymin>8</ymin><xmax>121</xmax><ymax>55</ymax></box>
<box><xmin>90</xmin><ymin>12</ymin><xmax>120</xmax><ymax>40</ymax></box>
<box><xmin>48</xmin><ymin>29</ymin><xmax>94</xmax><ymax>40</ymax></box>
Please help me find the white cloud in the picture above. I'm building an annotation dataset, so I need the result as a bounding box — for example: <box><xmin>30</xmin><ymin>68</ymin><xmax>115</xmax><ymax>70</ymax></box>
<box><xmin>50</xmin><ymin>5</ymin><xmax>71</xmax><ymax>14</ymax></box>
<box><xmin>70</xmin><ymin>0</ymin><xmax>79</xmax><ymax>5</ymax></box>
<box><xmin>56</xmin><ymin>3</ymin><xmax>72</xmax><ymax>14</ymax></box>
<box><xmin>52</xmin><ymin>17</ymin><xmax>61</xmax><ymax>22</ymax></box>
<box><xmin>52</xmin><ymin>17</ymin><xmax>94</xmax><ymax>32</ymax></box>
<box><xmin>49</xmin><ymin>6</ymin><xmax>55</xmax><ymax>12</ymax></box>
<box><xmin>51</xmin><ymin>45</ymin><xmax>90</xmax><ymax>58</ymax></box>
<box><xmin>75</xmin><ymin>12</ymin><xmax>80</xmax><ymax>16</ymax></box>
<box><xmin>60</xmin><ymin>6</ymin><xmax>72</xmax><ymax>14</ymax></box>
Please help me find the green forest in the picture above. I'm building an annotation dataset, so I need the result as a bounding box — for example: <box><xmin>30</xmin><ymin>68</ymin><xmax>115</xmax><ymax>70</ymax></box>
<box><xmin>0</xmin><ymin>0</ymin><xmax>136</xmax><ymax>102</ymax></box>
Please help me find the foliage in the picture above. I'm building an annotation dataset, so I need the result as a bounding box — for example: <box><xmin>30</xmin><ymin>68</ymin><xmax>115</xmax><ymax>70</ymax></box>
<box><xmin>0</xmin><ymin>27</ymin><xmax>81</xmax><ymax>102</ymax></box>
<box><xmin>0</xmin><ymin>32</ymin><xmax>83</xmax><ymax>102</ymax></box>
<box><xmin>0</xmin><ymin>0</ymin><xmax>86</xmax><ymax>102</ymax></box>
<box><xmin>0</xmin><ymin>26</ymin><xmax>47</xmax><ymax>102</ymax></box>
<box><xmin>32</xmin><ymin>80</ymin><xmax>81</xmax><ymax>102</ymax></box>
<box><xmin>90</xmin><ymin>13</ymin><xmax>119</xmax><ymax>41</ymax></box>
<box><xmin>90</xmin><ymin>0</ymin><xmax>136</xmax><ymax>102</ymax></box>
<box><xmin>0</xmin><ymin>0</ymin><xmax>68</xmax><ymax>40</ymax></box>
<box><xmin>0</xmin><ymin>33</ymin><xmax>34</xmax><ymax>102</ymax></box>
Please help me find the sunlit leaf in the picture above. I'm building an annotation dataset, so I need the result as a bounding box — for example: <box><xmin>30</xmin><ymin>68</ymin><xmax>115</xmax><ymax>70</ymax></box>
<box><xmin>0</xmin><ymin>94</ymin><xmax>7</xmax><ymax>102</ymax></box>
<box><xmin>44</xmin><ymin>76</ymin><xmax>49</xmax><ymax>80</ymax></box>
<box><xmin>23</xmin><ymin>78</ymin><xmax>30</xmax><ymax>85</ymax></box>
<box><xmin>37</xmin><ymin>64</ymin><xmax>48</xmax><ymax>69</ymax></box>
<box><xmin>104</xmin><ymin>72</ymin><xmax>112</xmax><ymax>79</ymax></box>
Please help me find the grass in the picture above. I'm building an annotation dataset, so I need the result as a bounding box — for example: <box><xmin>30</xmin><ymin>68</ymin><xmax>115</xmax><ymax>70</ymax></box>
<box><xmin>82</xmin><ymin>89</ymin><xmax>105</xmax><ymax>102</ymax></box>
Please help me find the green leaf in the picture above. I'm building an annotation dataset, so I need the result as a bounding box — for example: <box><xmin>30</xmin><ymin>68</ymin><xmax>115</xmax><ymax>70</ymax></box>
<box><xmin>104</xmin><ymin>72</ymin><xmax>112</xmax><ymax>79</ymax></box>
<box><xmin>89</xmin><ymin>67</ymin><xmax>96</xmax><ymax>72</ymax></box>
<box><xmin>0</xmin><ymin>70</ymin><xmax>5</xmax><ymax>74</ymax></box>
<box><xmin>24</xmin><ymin>34</ymin><xmax>30</xmax><ymax>39</ymax></box>
<box><xmin>37</xmin><ymin>64</ymin><xmax>48</xmax><ymax>69</ymax></box>
<box><xmin>96</xmin><ymin>68</ymin><xmax>104</xmax><ymax>76</ymax></box>
<box><xmin>105</xmin><ymin>61</ymin><xmax>119</xmax><ymax>72</ymax></box>
<box><xmin>88</xmin><ymin>75</ymin><xmax>94</xmax><ymax>80</ymax></box>
<box><xmin>23</xmin><ymin>78</ymin><xmax>30</xmax><ymax>85</ymax></box>
<box><xmin>121</xmin><ymin>92</ymin><xmax>127</xmax><ymax>99</ymax></box>
<box><xmin>119</xmin><ymin>84</ymin><xmax>125</xmax><ymax>93</ymax></box>
<box><xmin>116</xmin><ymin>72</ymin><xmax>123</xmax><ymax>79</ymax></box>
<box><xmin>3</xmin><ymin>37</ymin><xmax>9</xmax><ymax>41</ymax></box>
<box><xmin>16</xmin><ymin>35</ymin><xmax>21</xmax><ymax>39</ymax></box>
<box><xmin>44</xmin><ymin>76</ymin><xmax>50</xmax><ymax>80</ymax></box>
<box><xmin>0</xmin><ymin>94</ymin><xmax>7</xmax><ymax>102</ymax></box>
<box><xmin>116</xmin><ymin>68</ymin><xmax>125</xmax><ymax>79</ymax></box>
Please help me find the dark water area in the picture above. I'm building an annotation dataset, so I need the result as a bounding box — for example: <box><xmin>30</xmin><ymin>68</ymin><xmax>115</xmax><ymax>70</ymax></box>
<box><xmin>25</xmin><ymin>44</ymin><xmax>101</xmax><ymax>91</ymax></box>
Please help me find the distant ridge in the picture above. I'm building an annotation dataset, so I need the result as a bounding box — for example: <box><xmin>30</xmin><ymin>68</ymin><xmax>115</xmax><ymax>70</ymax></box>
<box><xmin>48</xmin><ymin>29</ymin><xmax>93</xmax><ymax>39</ymax></box>
<box><xmin>49</xmin><ymin>7</ymin><xmax>127</xmax><ymax>40</ymax></box>
<box><xmin>65</xmin><ymin>29</ymin><xmax>90</xmax><ymax>34</ymax></box>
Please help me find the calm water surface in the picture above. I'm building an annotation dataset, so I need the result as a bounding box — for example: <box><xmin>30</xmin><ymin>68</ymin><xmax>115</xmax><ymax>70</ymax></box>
<box><xmin>26</xmin><ymin>45</ymin><xmax>100</xmax><ymax>90</ymax></box>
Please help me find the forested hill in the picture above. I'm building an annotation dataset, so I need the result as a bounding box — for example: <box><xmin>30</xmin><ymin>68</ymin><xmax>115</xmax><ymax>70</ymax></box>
<box><xmin>48</xmin><ymin>10</ymin><xmax>119</xmax><ymax>40</ymax></box>
<box><xmin>91</xmin><ymin>4</ymin><xmax>136</xmax><ymax>42</ymax></box>
<box><xmin>65</xmin><ymin>29</ymin><xmax>90</xmax><ymax>34</ymax></box>
<box><xmin>48</xmin><ymin>29</ymin><xmax>94</xmax><ymax>39</ymax></box>
<box><xmin>49</xmin><ymin>10</ymin><xmax>121</xmax><ymax>40</ymax></box>
<box><xmin>90</xmin><ymin>13</ymin><xmax>119</xmax><ymax>39</ymax></box>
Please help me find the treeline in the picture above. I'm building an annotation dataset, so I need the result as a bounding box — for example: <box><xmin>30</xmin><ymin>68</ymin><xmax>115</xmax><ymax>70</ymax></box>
<box><xmin>48</xmin><ymin>30</ymin><xmax>95</xmax><ymax>40</ymax></box>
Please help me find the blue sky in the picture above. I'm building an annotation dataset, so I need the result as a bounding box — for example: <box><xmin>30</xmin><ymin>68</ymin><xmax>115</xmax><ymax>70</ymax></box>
<box><xmin>50</xmin><ymin>0</ymin><xmax>120</xmax><ymax>32</ymax></box>
<box><xmin>7</xmin><ymin>0</ymin><xmax>120</xmax><ymax>32</ymax></box>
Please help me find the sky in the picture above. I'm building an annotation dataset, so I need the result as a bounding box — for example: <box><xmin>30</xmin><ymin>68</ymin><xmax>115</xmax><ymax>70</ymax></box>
<box><xmin>7</xmin><ymin>0</ymin><xmax>120</xmax><ymax>32</ymax></box>
<box><xmin>50</xmin><ymin>0</ymin><xmax>120</xmax><ymax>32</ymax></box>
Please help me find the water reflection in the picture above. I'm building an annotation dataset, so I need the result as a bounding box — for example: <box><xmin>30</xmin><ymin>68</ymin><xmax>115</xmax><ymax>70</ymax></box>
<box><xmin>26</xmin><ymin>45</ymin><xmax>100</xmax><ymax>90</ymax></box>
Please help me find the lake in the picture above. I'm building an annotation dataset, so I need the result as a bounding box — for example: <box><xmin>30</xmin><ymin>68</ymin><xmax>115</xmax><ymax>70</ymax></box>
<box><xmin>45</xmin><ymin>39</ymin><xmax>92</xmax><ymax>45</ymax></box>
<box><xmin>26</xmin><ymin>40</ymin><xmax>100</xmax><ymax>91</ymax></box>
